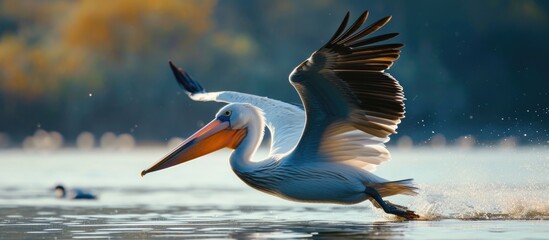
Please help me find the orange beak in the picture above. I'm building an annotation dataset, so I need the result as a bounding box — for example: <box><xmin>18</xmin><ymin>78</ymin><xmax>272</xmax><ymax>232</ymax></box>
<box><xmin>141</xmin><ymin>119</ymin><xmax>247</xmax><ymax>176</ymax></box>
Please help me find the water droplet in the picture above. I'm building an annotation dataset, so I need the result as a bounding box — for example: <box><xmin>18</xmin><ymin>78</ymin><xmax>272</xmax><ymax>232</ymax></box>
<box><xmin>89</xmin><ymin>93</ymin><xmax>93</xmax><ymax>97</ymax></box>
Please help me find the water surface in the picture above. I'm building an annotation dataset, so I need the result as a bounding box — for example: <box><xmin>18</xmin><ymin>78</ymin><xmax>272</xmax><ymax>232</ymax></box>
<box><xmin>1</xmin><ymin>147</ymin><xmax>548</xmax><ymax>239</ymax></box>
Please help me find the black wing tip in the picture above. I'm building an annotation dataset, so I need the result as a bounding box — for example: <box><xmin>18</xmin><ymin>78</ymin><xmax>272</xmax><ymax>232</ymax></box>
<box><xmin>375</xmin><ymin>15</ymin><xmax>393</xmax><ymax>29</ymax></box>
<box><xmin>325</xmin><ymin>11</ymin><xmax>399</xmax><ymax>49</ymax></box>
<box><xmin>168</xmin><ymin>60</ymin><xmax>205</xmax><ymax>94</ymax></box>
<box><xmin>358</xmin><ymin>10</ymin><xmax>370</xmax><ymax>23</ymax></box>
<box><xmin>323</xmin><ymin>11</ymin><xmax>351</xmax><ymax>48</ymax></box>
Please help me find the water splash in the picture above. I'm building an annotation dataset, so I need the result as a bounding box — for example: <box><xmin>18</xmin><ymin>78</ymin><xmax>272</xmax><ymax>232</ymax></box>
<box><xmin>412</xmin><ymin>184</ymin><xmax>549</xmax><ymax>220</ymax></box>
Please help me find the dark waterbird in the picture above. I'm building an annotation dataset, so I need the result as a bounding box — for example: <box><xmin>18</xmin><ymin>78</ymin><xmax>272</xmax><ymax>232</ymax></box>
<box><xmin>54</xmin><ymin>185</ymin><xmax>97</xmax><ymax>200</ymax></box>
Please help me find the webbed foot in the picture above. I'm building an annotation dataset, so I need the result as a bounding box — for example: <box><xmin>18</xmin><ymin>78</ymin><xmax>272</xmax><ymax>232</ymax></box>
<box><xmin>365</xmin><ymin>188</ymin><xmax>420</xmax><ymax>220</ymax></box>
<box><xmin>385</xmin><ymin>203</ymin><xmax>420</xmax><ymax>220</ymax></box>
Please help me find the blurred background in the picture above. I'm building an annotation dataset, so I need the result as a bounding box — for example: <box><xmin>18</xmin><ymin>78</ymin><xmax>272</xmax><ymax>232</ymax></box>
<box><xmin>0</xmin><ymin>0</ymin><xmax>548</xmax><ymax>150</ymax></box>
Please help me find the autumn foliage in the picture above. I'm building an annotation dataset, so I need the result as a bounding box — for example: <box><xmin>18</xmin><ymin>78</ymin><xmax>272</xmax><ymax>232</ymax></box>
<box><xmin>0</xmin><ymin>0</ymin><xmax>216</xmax><ymax>99</ymax></box>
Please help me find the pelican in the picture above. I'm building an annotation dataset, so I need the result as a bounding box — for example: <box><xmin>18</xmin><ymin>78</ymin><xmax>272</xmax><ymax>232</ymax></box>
<box><xmin>142</xmin><ymin>11</ymin><xmax>419</xmax><ymax>219</ymax></box>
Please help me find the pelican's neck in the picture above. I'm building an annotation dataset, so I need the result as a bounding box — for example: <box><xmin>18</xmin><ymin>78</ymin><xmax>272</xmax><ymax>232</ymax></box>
<box><xmin>229</xmin><ymin>108</ymin><xmax>268</xmax><ymax>172</ymax></box>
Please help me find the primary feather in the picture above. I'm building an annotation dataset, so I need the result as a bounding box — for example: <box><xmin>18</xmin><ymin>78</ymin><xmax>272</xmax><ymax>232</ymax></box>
<box><xmin>288</xmin><ymin>11</ymin><xmax>404</xmax><ymax>171</ymax></box>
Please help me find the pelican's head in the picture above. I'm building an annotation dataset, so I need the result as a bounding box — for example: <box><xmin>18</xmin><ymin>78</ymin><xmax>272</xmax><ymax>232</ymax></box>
<box><xmin>141</xmin><ymin>103</ymin><xmax>262</xmax><ymax>176</ymax></box>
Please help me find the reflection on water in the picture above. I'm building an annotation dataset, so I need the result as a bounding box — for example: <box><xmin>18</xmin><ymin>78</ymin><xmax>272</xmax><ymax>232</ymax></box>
<box><xmin>2</xmin><ymin>206</ymin><xmax>548</xmax><ymax>239</ymax></box>
<box><xmin>0</xmin><ymin>148</ymin><xmax>548</xmax><ymax>239</ymax></box>
<box><xmin>1</xmin><ymin>206</ymin><xmax>408</xmax><ymax>239</ymax></box>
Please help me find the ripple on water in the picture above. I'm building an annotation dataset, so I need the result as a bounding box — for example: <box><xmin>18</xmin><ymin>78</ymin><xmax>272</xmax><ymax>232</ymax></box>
<box><xmin>1</xmin><ymin>148</ymin><xmax>548</xmax><ymax>239</ymax></box>
<box><xmin>0</xmin><ymin>206</ymin><xmax>548</xmax><ymax>239</ymax></box>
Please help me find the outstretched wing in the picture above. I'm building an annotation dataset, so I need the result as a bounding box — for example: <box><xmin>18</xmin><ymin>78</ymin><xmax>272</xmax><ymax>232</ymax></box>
<box><xmin>288</xmin><ymin>11</ymin><xmax>404</xmax><ymax>171</ymax></box>
<box><xmin>169</xmin><ymin>61</ymin><xmax>305</xmax><ymax>155</ymax></box>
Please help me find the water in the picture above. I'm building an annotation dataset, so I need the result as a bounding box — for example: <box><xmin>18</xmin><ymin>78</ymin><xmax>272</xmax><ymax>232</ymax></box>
<box><xmin>1</xmin><ymin>147</ymin><xmax>548</xmax><ymax>239</ymax></box>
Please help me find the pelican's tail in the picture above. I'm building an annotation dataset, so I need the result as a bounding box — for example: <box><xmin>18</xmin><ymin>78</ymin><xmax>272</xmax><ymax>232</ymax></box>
<box><xmin>365</xmin><ymin>178</ymin><xmax>418</xmax><ymax>197</ymax></box>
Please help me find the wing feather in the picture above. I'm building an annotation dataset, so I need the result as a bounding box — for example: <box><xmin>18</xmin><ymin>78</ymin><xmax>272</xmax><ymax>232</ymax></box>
<box><xmin>288</xmin><ymin>11</ymin><xmax>404</xmax><ymax>171</ymax></box>
<box><xmin>169</xmin><ymin>61</ymin><xmax>305</xmax><ymax>155</ymax></box>
<box><xmin>338</xmin><ymin>16</ymin><xmax>392</xmax><ymax>46</ymax></box>
<box><xmin>324</xmin><ymin>12</ymin><xmax>350</xmax><ymax>47</ymax></box>
<box><xmin>333</xmin><ymin>11</ymin><xmax>369</xmax><ymax>44</ymax></box>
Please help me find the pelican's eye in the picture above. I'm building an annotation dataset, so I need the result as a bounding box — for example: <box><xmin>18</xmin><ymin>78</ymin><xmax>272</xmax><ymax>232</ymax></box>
<box><xmin>224</xmin><ymin>110</ymin><xmax>232</xmax><ymax>116</ymax></box>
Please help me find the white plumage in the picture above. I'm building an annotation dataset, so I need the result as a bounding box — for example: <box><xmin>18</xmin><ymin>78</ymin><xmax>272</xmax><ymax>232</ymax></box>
<box><xmin>142</xmin><ymin>10</ymin><xmax>419</xmax><ymax>219</ymax></box>
<box><xmin>188</xmin><ymin>91</ymin><xmax>304</xmax><ymax>156</ymax></box>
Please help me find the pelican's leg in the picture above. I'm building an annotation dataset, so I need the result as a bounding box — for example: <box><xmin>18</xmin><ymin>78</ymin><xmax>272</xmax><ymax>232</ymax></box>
<box><xmin>364</xmin><ymin>187</ymin><xmax>419</xmax><ymax>220</ymax></box>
